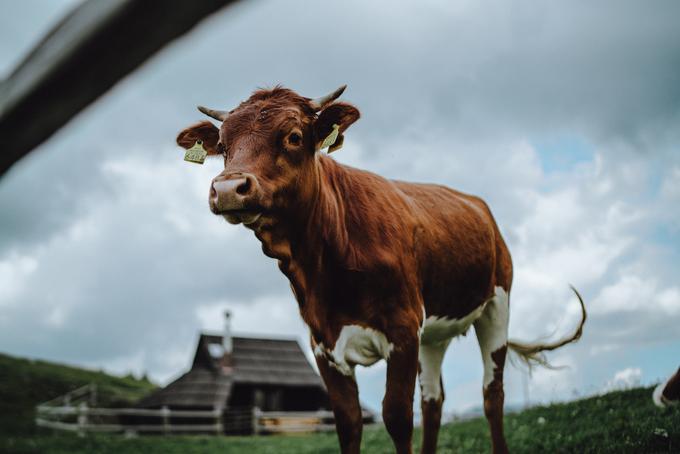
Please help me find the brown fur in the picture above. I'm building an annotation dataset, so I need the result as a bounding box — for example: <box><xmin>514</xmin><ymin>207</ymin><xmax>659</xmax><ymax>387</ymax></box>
<box><xmin>420</xmin><ymin>381</ymin><xmax>444</xmax><ymax>454</ymax></box>
<box><xmin>315</xmin><ymin>355</ymin><xmax>363</xmax><ymax>454</ymax></box>
<box><xmin>484</xmin><ymin>346</ymin><xmax>509</xmax><ymax>454</ymax></box>
<box><xmin>177</xmin><ymin>86</ymin><xmax>585</xmax><ymax>454</ymax></box>
<box><xmin>662</xmin><ymin>368</ymin><xmax>680</xmax><ymax>401</ymax></box>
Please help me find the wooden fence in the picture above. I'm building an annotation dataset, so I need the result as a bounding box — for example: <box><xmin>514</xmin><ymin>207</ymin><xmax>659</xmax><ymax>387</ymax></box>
<box><xmin>35</xmin><ymin>405</ymin><xmax>367</xmax><ymax>435</ymax></box>
<box><xmin>35</xmin><ymin>384</ymin><xmax>371</xmax><ymax>436</ymax></box>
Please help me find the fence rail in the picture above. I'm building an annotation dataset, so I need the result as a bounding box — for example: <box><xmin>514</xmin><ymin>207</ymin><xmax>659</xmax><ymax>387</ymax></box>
<box><xmin>37</xmin><ymin>406</ymin><xmax>222</xmax><ymax>418</ymax></box>
<box><xmin>35</xmin><ymin>404</ymin><xmax>366</xmax><ymax>435</ymax></box>
<box><xmin>36</xmin><ymin>419</ymin><xmax>225</xmax><ymax>433</ymax></box>
<box><xmin>35</xmin><ymin>384</ymin><xmax>375</xmax><ymax>436</ymax></box>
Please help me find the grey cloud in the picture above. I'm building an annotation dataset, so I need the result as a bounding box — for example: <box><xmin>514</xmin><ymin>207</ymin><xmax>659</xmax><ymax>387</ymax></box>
<box><xmin>1</xmin><ymin>0</ymin><xmax>679</xmax><ymax>409</ymax></box>
<box><xmin>0</xmin><ymin>151</ymin><xmax>289</xmax><ymax>372</ymax></box>
<box><xmin>160</xmin><ymin>0</ymin><xmax>680</xmax><ymax>148</ymax></box>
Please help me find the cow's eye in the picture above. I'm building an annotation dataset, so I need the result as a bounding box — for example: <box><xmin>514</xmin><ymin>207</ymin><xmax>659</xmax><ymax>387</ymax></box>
<box><xmin>288</xmin><ymin>132</ymin><xmax>302</xmax><ymax>146</ymax></box>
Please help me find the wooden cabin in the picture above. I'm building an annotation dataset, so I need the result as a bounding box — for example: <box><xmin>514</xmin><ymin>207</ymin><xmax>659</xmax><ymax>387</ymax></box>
<box><xmin>134</xmin><ymin>312</ymin><xmax>373</xmax><ymax>433</ymax></box>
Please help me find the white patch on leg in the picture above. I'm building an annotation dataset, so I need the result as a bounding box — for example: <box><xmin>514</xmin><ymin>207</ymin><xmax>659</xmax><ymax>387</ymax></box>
<box><xmin>419</xmin><ymin>340</ymin><xmax>450</xmax><ymax>401</ymax></box>
<box><xmin>653</xmin><ymin>382</ymin><xmax>668</xmax><ymax>408</ymax></box>
<box><xmin>417</xmin><ymin>299</ymin><xmax>496</xmax><ymax>401</ymax></box>
<box><xmin>314</xmin><ymin>325</ymin><xmax>394</xmax><ymax>377</ymax></box>
<box><xmin>474</xmin><ymin>286</ymin><xmax>510</xmax><ymax>388</ymax></box>
<box><xmin>653</xmin><ymin>375</ymin><xmax>677</xmax><ymax>408</ymax></box>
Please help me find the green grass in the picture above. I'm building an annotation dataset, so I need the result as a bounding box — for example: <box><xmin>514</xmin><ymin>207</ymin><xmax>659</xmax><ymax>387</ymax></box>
<box><xmin>0</xmin><ymin>352</ymin><xmax>156</xmax><ymax>436</ymax></box>
<box><xmin>1</xmin><ymin>387</ymin><xmax>678</xmax><ymax>453</ymax></box>
<box><xmin>1</xmin><ymin>351</ymin><xmax>678</xmax><ymax>452</ymax></box>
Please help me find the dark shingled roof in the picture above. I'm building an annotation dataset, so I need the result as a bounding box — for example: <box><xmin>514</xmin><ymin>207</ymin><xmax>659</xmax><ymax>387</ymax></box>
<box><xmin>137</xmin><ymin>334</ymin><xmax>324</xmax><ymax>409</ymax></box>
<box><xmin>231</xmin><ymin>336</ymin><xmax>324</xmax><ymax>386</ymax></box>
<box><xmin>136</xmin><ymin>368</ymin><xmax>232</xmax><ymax>409</ymax></box>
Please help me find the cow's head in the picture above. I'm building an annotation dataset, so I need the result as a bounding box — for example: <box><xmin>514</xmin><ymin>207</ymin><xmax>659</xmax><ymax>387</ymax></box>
<box><xmin>177</xmin><ymin>86</ymin><xmax>360</xmax><ymax>227</ymax></box>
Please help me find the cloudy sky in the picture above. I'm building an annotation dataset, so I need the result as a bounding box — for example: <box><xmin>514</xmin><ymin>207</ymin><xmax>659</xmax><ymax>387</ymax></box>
<box><xmin>1</xmin><ymin>0</ymin><xmax>679</xmax><ymax>415</ymax></box>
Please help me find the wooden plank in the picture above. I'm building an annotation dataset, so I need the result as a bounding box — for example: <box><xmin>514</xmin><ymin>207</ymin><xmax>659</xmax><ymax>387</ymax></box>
<box><xmin>258</xmin><ymin>424</ymin><xmax>338</xmax><ymax>433</ymax></box>
<box><xmin>257</xmin><ymin>410</ymin><xmax>371</xmax><ymax>419</ymax></box>
<box><xmin>256</xmin><ymin>410</ymin><xmax>335</xmax><ymax>419</ymax></box>
<box><xmin>0</xmin><ymin>0</ymin><xmax>241</xmax><ymax>177</ymax></box>
<box><xmin>36</xmin><ymin>384</ymin><xmax>92</xmax><ymax>407</ymax></box>
<box><xmin>127</xmin><ymin>424</ymin><xmax>224</xmax><ymax>433</ymax></box>
<box><xmin>35</xmin><ymin>418</ymin><xmax>79</xmax><ymax>431</ymax></box>
<box><xmin>37</xmin><ymin>406</ymin><xmax>222</xmax><ymax>418</ymax></box>
<box><xmin>80</xmin><ymin>424</ymin><xmax>225</xmax><ymax>433</ymax></box>
<box><xmin>36</xmin><ymin>418</ymin><xmax>225</xmax><ymax>434</ymax></box>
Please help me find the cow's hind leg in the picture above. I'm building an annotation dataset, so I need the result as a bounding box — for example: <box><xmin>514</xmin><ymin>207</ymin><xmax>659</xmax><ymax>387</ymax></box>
<box><xmin>474</xmin><ymin>287</ymin><xmax>510</xmax><ymax>454</ymax></box>
<box><xmin>418</xmin><ymin>340</ymin><xmax>450</xmax><ymax>454</ymax></box>
<box><xmin>315</xmin><ymin>355</ymin><xmax>363</xmax><ymax>454</ymax></box>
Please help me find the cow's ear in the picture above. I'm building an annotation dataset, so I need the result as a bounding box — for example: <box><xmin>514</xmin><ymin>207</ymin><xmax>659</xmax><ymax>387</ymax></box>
<box><xmin>314</xmin><ymin>102</ymin><xmax>360</xmax><ymax>152</ymax></box>
<box><xmin>176</xmin><ymin>121</ymin><xmax>220</xmax><ymax>155</ymax></box>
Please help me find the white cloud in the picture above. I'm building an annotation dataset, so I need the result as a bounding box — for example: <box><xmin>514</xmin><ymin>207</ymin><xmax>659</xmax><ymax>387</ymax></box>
<box><xmin>195</xmin><ymin>295</ymin><xmax>307</xmax><ymax>341</ymax></box>
<box><xmin>602</xmin><ymin>367</ymin><xmax>642</xmax><ymax>393</ymax></box>
<box><xmin>592</xmin><ymin>275</ymin><xmax>680</xmax><ymax>316</ymax></box>
<box><xmin>0</xmin><ymin>253</ymin><xmax>38</xmax><ymax>305</ymax></box>
<box><xmin>661</xmin><ymin>167</ymin><xmax>680</xmax><ymax>201</ymax></box>
<box><xmin>589</xmin><ymin>343</ymin><xmax>619</xmax><ymax>356</ymax></box>
<box><xmin>524</xmin><ymin>353</ymin><xmax>581</xmax><ymax>404</ymax></box>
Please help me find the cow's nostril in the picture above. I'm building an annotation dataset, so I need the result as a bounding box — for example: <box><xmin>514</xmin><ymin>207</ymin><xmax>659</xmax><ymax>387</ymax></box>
<box><xmin>211</xmin><ymin>174</ymin><xmax>258</xmax><ymax>212</ymax></box>
<box><xmin>236</xmin><ymin>177</ymin><xmax>251</xmax><ymax>196</ymax></box>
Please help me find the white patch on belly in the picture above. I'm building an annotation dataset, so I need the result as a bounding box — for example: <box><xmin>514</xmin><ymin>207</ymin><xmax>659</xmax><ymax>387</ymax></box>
<box><xmin>314</xmin><ymin>325</ymin><xmax>394</xmax><ymax>377</ymax></box>
<box><xmin>421</xmin><ymin>303</ymin><xmax>488</xmax><ymax>346</ymax></box>
<box><xmin>474</xmin><ymin>286</ymin><xmax>510</xmax><ymax>387</ymax></box>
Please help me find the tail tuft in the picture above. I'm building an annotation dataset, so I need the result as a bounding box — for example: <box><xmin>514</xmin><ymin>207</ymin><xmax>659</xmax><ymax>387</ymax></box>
<box><xmin>507</xmin><ymin>286</ymin><xmax>586</xmax><ymax>372</ymax></box>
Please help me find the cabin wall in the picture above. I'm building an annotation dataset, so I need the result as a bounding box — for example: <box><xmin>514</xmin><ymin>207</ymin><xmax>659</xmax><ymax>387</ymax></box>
<box><xmin>227</xmin><ymin>384</ymin><xmax>330</xmax><ymax>411</ymax></box>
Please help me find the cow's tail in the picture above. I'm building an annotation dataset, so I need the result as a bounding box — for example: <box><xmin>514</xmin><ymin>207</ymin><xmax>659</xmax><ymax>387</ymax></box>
<box><xmin>507</xmin><ymin>286</ymin><xmax>586</xmax><ymax>371</ymax></box>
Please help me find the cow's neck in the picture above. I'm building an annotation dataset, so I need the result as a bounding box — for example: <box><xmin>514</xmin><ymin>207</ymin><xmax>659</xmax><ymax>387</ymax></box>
<box><xmin>253</xmin><ymin>154</ymin><xmax>356</xmax><ymax>333</ymax></box>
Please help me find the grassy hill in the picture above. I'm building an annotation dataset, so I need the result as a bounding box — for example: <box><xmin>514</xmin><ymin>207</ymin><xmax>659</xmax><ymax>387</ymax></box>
<box><xmin>0</xmin><ymin>352</ymin><xmax>678</xmax><ymax>453</ymax></box>
<box><xmin>0</xmin><ymin>352</ymin><xmax>156</xmax><ymax>435</ymax></box>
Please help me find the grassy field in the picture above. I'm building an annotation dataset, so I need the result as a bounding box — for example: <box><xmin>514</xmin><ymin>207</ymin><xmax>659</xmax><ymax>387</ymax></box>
<box><xmin>1</xmin><ymin>352</ymin><xmax>678</xmax><ymax>453</ymax></box>
<box><xmin>0</xmin><ymin>352</ymin><xmax>155</xmax><ymax>436</ymax></box>
<box><xmin>1</xmin><ymin>387</ymin><xmax>678</xmax><ymax>453</ymax></box>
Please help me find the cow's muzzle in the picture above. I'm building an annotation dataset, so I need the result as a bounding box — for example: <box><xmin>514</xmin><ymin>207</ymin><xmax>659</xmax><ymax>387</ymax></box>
<box><xmin>209</xmin><ymin>173</ymin><xmax>263</xmax><ymax>225</ymax></box>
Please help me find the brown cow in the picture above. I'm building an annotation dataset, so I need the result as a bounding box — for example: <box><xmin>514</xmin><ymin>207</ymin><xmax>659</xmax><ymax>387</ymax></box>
<box><xmin>177</xmin><ymin>85</ymin><xmax>586</xmax><ymax>454</ymax></box>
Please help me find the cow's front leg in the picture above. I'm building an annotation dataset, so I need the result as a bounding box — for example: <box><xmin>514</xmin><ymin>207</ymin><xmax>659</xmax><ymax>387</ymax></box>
<box><xmin>315</xmin><ymin>354</ymin><xmax>363</xmax><ymax>454</ymax></box>
<box><xmin>383</xmin><ymin>327</ymin><xmax>419</xmax><ymax>454</ymax></box>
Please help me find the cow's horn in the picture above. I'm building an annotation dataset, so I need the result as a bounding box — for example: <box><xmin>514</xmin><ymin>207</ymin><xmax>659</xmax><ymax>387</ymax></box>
<box><xmin>197</xmin><ymin>106</ymin><xmax>229</xmax><ymax>121</ymax></box>
<box><xmin>309</xmin><ymin>85</ymin><xmax>347</xmax><ymax>111</ymax></box>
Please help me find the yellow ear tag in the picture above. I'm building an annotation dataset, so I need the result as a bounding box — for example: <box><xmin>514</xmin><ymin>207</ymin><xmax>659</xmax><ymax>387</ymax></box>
<box><xmin>184</xmin><ymin>140</ymin><xmax>208</xmax><ymax>164</ymax></box>
<box><xmin>320</xmin><ymin>124</ymin><xmax>340</xmax><ymax>150</ymax></box>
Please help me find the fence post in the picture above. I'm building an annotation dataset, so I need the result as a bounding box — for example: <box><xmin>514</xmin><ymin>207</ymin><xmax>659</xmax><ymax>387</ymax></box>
<box><xmin>89</xmin><ymin>383</ymin><xmax>97</xmax><ymax>407</ymax></box>
<box><xmin>77</xmin><ymin>402</ymin><xmax>88</xmax><ymax>437</ymax></box>
<box><xmin>252</xmin><ymin>407</ymin><xmax>260</xmax><ymax>436</ymax></box>
<box><xmin>214</xmin><ymin>407</ymin><xmax>222</xmax><ymax>436</ymax></box>
<box><xmin>161</xmin><ymin>406</ymin><xmax>170</xmax><ymax>436</ymax></box>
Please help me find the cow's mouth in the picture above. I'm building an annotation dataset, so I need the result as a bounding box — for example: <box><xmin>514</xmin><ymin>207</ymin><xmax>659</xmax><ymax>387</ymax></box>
<box><xmin>221</xmin><ymin>209</ymin><xmax>262</xmax><ymax>225</ymax></box>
